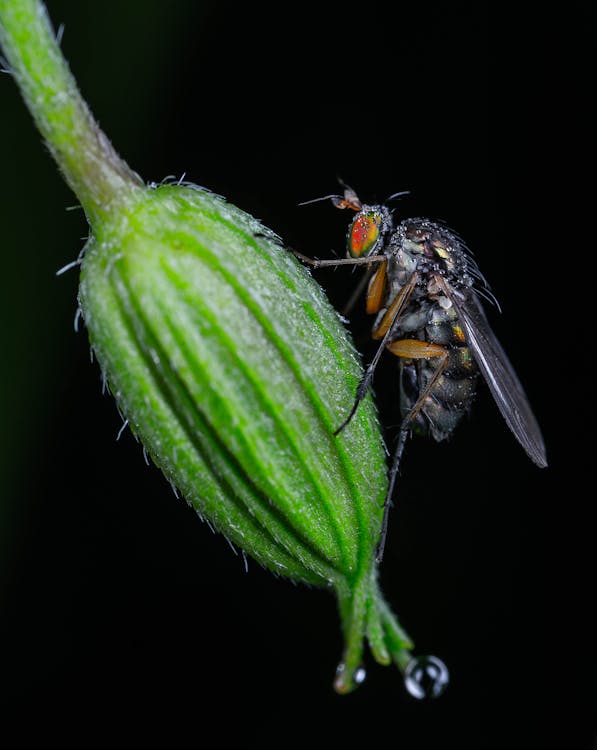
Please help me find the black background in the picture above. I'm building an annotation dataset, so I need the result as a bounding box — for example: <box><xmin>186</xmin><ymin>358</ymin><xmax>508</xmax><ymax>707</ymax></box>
<box><xmin>0</xmin><ymin>1</ymin><xmax>592</xmax><ymax>746</ymax></box>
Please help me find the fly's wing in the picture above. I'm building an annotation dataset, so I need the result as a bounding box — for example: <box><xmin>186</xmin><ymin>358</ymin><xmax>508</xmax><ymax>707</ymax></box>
<box><xmin>447</xmin><ymin>284</ymin><xmax>547</xmax><ymax>467</ymax></box>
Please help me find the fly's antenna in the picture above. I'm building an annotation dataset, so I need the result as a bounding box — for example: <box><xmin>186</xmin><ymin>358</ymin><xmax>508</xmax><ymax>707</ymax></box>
<box><xmin>299</xmin><ymin>182</ymin><xmax>363</xmax><ymax>212</ymax></box>
<box><xmin>298</xmin><ymin>194</ymin><xmax>345</xmax><ymax>207</ymax></box>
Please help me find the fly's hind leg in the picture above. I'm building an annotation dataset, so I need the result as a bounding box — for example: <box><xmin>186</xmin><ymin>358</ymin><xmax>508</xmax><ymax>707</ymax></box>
<box><xmin>376</xmin><ymin>339</ymin><xmax>449</xmax><ymax>563</ymax></box>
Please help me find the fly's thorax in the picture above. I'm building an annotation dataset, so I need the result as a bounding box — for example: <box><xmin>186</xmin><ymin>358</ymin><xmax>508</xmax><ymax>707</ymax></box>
<box><xmin>388</xmin><ymin>218</ymin><xmax>474</xmax><ymax>291</ymax></box>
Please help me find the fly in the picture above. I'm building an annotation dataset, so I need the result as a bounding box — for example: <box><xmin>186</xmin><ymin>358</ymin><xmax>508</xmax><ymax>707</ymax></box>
<box><xmin>295</xmin><ymin>186</ymin><xmax>547</xmax><ymax>561</ymax></box>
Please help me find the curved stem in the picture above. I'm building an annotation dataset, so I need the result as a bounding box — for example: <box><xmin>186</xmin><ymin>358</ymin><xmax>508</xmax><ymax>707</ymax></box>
<box><xmin>0</xmin><ymin>0</ymin><xmax>143</xmax><ymax>224</ymax></box>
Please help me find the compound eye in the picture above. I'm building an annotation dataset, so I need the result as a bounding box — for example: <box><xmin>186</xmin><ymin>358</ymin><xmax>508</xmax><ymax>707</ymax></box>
<box><xmin>348</xmin><ymin>211</ymin><xmax>383</xmax><ymax>258</ymax></box>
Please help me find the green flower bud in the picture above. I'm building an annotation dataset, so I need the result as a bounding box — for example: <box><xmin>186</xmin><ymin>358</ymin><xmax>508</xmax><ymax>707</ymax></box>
<box><xmin>0</xmin><ymin>0</ymin><xmax>419</xmax><ymax>693</ymax></box>
<box><xmin>79</xmin><ymin>183</ymin><xmax>385</xmax><ymax>588</ymax></box>
<box><xmin>78</xmin><ymin>182</ymin><xmax>415</xmax><ymax>692</ymax></box>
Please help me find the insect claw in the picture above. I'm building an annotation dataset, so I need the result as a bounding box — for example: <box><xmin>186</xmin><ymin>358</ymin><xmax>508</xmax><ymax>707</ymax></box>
<box><xmin>334</xmin><ymin>375</ymin><xmax>372</xmax><ymax>436</ymax></box>
<box><xmin>333</xmin><ymin>398</ymin><xmax>362</xmax><ymax>435</ymax></box>
<box><xmin>333</xmin><ymin>417</ymin><xmax>350</xmax><ymax>437</ymax></box>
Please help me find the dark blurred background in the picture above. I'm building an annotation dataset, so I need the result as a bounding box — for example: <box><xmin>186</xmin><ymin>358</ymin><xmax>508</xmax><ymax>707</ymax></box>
<box><xmin>0</xmin><ymin>1</ymin><xmax>592</xmax><ymax>746</ymax></box>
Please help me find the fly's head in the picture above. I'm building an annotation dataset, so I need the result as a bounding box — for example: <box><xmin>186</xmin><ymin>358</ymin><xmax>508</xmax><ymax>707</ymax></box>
<box><xmin>329</xmin><ymin>187</ymin><xmax>393</xmax><ymax>260</ymax></box>
<box><xmin>346</xmin><ymin>203</ymin><xmax>393</xmax><ymax>259</ymax></box>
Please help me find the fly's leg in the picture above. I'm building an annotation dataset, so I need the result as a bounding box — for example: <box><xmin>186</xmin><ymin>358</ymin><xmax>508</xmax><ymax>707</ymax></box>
<box><xmin>291</xmin><ymin>249</ymin><xmax>388</xmax><ymax>315</ymax></box>
<box><xmin>334</xmin><ymin>272</ymin><xmax>419</xmax><ymax>436</ymax></box>
<box><xmin>376</xmin><ymin>339</ymin><xmax>449</xmax><ymax>563</ymax></box>
<box><xmin>290</xmin><ymin>249</ymin><xmax>387</xmax><ymax>269</ymax></box>
<box><xmin>365</xmin><ymin>261</ymin><xmax>387</xmax><ymax>315</ymax></box>
<box><xmin>292</xmin><ymin>249</ymin><xmax>389</xmax><ymax>327</ymax></box>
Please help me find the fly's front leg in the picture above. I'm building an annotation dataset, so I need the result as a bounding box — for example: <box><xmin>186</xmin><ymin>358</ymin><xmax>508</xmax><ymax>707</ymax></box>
<box><xmin>376</xmin><ymin>339</ymin><xmax>449</xmax><ymax>563</ymax></box>
<box><xmin>365</xmin><ymin>261</ymin><xmax>387</xmax><ymax>315</ymax></box>
<box><xmin>341</xmin><ymin>257</ymin><xmax>388</xmax><ymax>321</ymax></box>
<box><xmin>292</xmin><ymin>249</ymin><xmax>388</xmax><ymax>320</ymax></box>
<box><xmin>342</xmin><ymin>262</ymin><xmax>388</xmax><ymax>316</ymax></box>
<box><xmin>291</xmin><ymin>249</ymin><xmax>387</xmax><ymax>269</ymax></box>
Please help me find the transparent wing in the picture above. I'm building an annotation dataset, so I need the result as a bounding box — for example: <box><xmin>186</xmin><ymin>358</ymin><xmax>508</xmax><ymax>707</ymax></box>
<box><xmin>446</xmin><ymin>283</ymin><xmax>547</xmax><ymax>467</ymax></box>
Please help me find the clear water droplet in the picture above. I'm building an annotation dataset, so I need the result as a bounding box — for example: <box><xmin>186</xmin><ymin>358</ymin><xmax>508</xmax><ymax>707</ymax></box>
<box><xmin>333</xmin><ymin>662</ymin><xmax>366</xmax><ymax>693</ymax></box>
<box><xmin>354</xmin><ymin>665</ymin><xmax>367</xmax><ymax>685</ymax></box>
<box><xmin>333</xmin><ymin>662</ymin><xmax>347</xmax><ymax>693</ymax></box>
<box><xmin>404</xmin><ymin>655</ymin><xmax>449</xmax><ymax>699</ymax></box>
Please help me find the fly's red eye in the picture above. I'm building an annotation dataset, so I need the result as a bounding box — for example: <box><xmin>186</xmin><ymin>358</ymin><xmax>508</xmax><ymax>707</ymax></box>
<box><xmin>348</xmin><ymin>211</ymin><xmax>382</xmax><ymax>258</ymax></box>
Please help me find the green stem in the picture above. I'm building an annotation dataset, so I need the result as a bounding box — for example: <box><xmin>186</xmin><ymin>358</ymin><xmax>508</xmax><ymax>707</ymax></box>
<box><xmin>377</xmin><ymin>595</ymin><xmax>414</xmax><ymax>671</ymax></box>
<box><xmin>0</xmin><ymin>0</ymin><xmax>143</xmax><ymax>224</ymax></box>
<box><xmin>334</xmin><ymin>568</ymin><xmax>415</xmax><ymax>692</ymax></box>
<box><xmin>334</xmin><ymin>574</ymin><xmax>370</xmax><ymax>694</ymax></box>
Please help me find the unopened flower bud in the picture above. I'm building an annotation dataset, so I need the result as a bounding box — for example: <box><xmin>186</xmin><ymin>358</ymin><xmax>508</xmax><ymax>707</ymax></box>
<box><xmin>80</xmin><ymin>183</ymin><xmax>386</xmax><ymax>589</ymax></box>
<box><xmin>0</xmin><ymin>0</ymin><xmax>418</xmax><ymax>692</ymax></box>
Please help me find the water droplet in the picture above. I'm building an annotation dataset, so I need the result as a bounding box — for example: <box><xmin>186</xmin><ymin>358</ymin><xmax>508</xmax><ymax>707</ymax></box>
<box><xmin>404</xmin><ymin>655</ymin><xmax>449</xmax><ymax>699</ymax></box>
<box><xmin>354</xmin><ymin>665</ymin><xmax>367</xmax><ymax>685</ymax></box>
<box><xmin>333</xmin><ymin>662</ymin><xmax>347</xmax><ymax>693</ymax></box>
<box><xmin>333</xmin><ymin>662</ymin><xmax>366</xmax><ymax>693</ymax></box>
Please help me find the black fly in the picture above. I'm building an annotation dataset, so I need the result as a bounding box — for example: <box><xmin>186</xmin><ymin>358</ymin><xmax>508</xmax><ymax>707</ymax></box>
<box><xmin>295</xmin><ymin>186</ymin><xmax>547</xmax><ymax>561</ymax></box>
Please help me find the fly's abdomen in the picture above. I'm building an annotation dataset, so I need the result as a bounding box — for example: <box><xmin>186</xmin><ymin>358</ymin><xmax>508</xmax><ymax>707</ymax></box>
<box><xmin>401</xmin><ymin>306</ymin><xmax>478</xmax><ymax>442</ymax></box>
